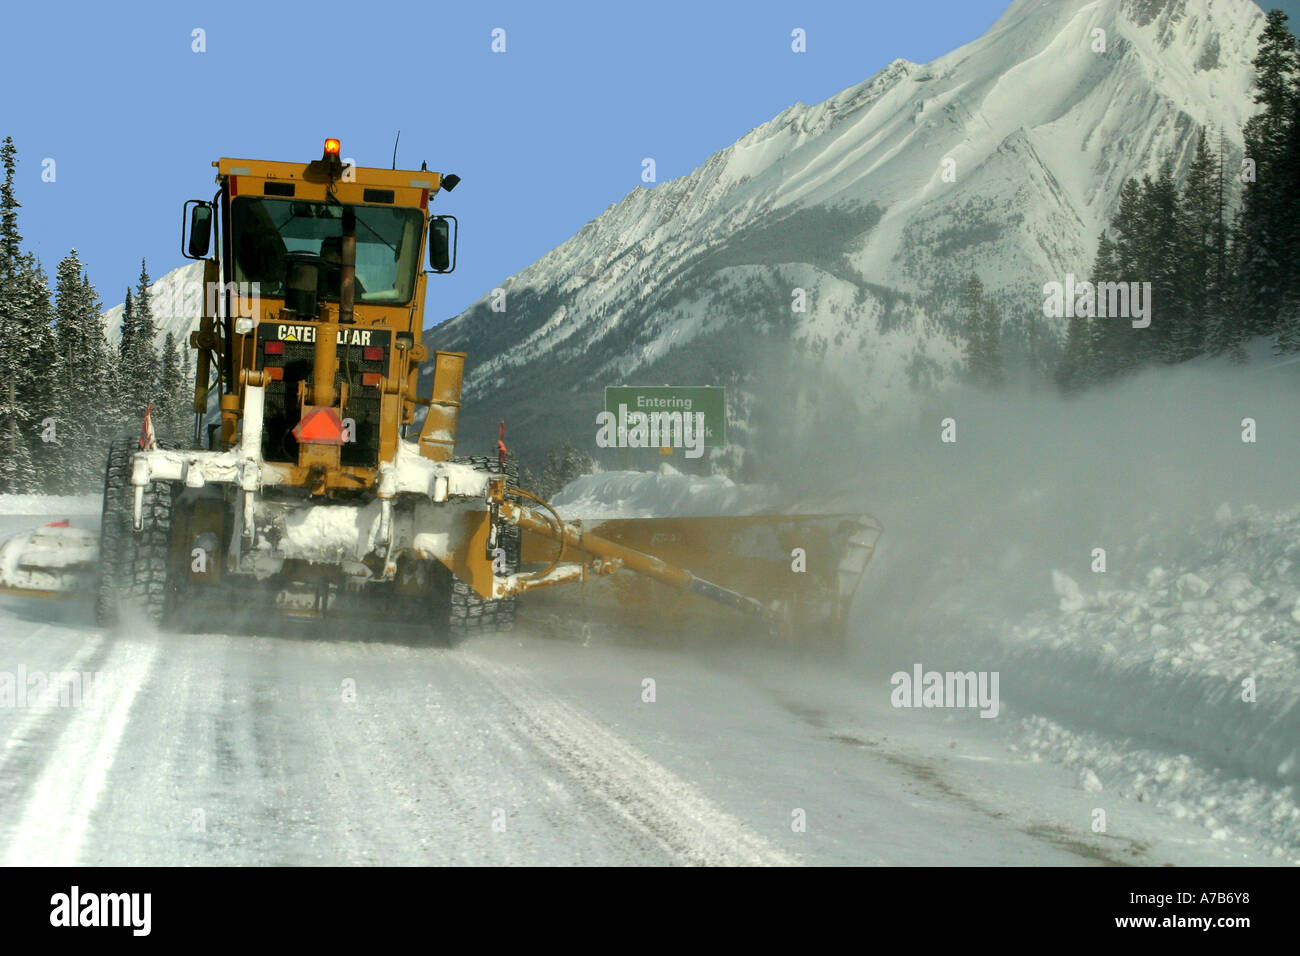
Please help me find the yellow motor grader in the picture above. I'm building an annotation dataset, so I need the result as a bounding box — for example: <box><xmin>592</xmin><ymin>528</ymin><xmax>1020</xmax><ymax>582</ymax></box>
<box><xmin>3</xmin><ymin>140</ymin><xmax>881</xmax><ymax>642</ymax></box>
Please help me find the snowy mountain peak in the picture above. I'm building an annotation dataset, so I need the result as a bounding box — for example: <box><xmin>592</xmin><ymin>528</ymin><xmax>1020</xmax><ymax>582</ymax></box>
<box><xmin>755</xmin><ymin>56</ymin><xmax>919</xmax><ymax>141</ymax></box>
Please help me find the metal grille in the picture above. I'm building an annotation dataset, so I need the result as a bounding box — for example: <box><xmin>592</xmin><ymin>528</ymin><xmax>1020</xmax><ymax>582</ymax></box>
<box><xmin>256</xmin><ymin>328</ymin><xmax>390</xmax><ymax>468</ymax></box>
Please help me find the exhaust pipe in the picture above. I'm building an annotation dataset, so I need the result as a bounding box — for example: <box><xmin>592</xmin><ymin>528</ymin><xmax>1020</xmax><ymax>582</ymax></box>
<box><xmin>417</xmin><ymin>350</ymin><xmax>466</xmax><ymax>461</ymax></box>
<box><xmin>311</xmin><ymin>207</ymin><xmax>354</xmax><ymax>408</ymax></box>
<box><xmin>339</xmin><ymin>206</ymin><xmax>356</xmax><ymax>326</ymax></box>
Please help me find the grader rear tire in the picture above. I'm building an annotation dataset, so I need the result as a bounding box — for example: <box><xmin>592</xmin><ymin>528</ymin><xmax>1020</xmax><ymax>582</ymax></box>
<box><xmin>446</xmin><ymin>455</ymin><xmax>521</xmax><ymax>642</ymax></box>
<box><xmin>94</xmin><ymin>436</ymin><xmax>178</xmax><ymax>629</ymax></box>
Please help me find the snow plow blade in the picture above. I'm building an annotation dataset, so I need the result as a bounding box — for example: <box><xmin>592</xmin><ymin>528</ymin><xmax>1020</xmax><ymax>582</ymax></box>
<box><xmin>0</xmin><ymin>522</ymin><xmax>99</xmax><ymax>598</ymax></box>
<box><xmin>511</xmin><ymin>509</ymin><xmax>882</xmax><ymax>642</ymax></box>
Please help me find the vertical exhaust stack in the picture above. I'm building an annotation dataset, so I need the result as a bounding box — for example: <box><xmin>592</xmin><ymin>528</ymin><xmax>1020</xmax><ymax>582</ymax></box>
<box><xmin>311</xmin><ymin>207</ymin><xmax>354</xmax><ymax>409</ymax></box>
<box><xmin>339</xmin><ymin>206</ymin><xmax>356</xmax><ymax>325</ymax></box>
<box><xmin>418</xmin><ymin>350</ymin><xmax>466</xmax><ymax>461</ymax></box>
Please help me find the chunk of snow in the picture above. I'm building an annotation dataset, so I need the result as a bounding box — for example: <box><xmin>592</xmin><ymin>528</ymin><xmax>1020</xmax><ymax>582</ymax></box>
<box><xmin>1175</xmin><ymin>573</ymin><xmax>1210</xmax><ymax>599</ymax></box>
<box><xmin>1051</xmin><ymin>570</ymin><xmax>1094</xmax><ymax>612</ymax></box>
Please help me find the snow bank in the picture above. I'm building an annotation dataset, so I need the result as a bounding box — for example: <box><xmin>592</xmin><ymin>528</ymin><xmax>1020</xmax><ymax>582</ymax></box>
<box><xmin>1017</xmin><ymin>714</ymin><xmax>1300</xmax><ymax>860</ymax></box>
<box><xmin>550</xmin><ymin>464</ymin><xmax>775</xmax><ymax>519</ymax></box>
<box><xmin>1002</xmin><ymin>506</ymin><xmax>1300</xmax><ymax>788</ymax></box>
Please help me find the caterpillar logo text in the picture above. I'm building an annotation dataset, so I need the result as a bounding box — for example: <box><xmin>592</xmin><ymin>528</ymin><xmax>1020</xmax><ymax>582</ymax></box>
<box><xmin>277</xmin><ymin>325</ymin><xmax>375</xmax><ymax>346</ymax></box>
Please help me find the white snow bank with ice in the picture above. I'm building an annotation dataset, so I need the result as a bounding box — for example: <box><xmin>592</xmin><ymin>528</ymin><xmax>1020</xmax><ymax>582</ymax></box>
<box><xmin>1018</xmin><ymin>714</ymin><xmax>1300</xmax><ymax>861</ymax></box>
<box><xmin>897</xmin><ymin>502</ymin><xmax>1300</xmax><ymax>861</ymax></box>
<box><xmin>1006</xmin><ymin>505</ymin><xmax>1300</xmax><ymax>786</ymax></box>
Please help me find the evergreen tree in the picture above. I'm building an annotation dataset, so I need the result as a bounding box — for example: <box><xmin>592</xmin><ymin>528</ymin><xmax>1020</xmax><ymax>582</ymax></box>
<box><xmin>118</xmin><ymin>262</ymin><xmax>157</xmax><ymax>426</ymax></box>
<box><xmin>1222</xmin><ymin>208</ymin><xmax>1252</xmax><ymax>362</ymax></box>
<box><xmin>0</xmin><ymin>330</ymin><xmax>36</xmax><ymax>492</ymax></box>
<box><xmin>1213</xmin><ymin>129</ymin><xmax>1231</xmax><ymax>288</ymax></box>
<box><xmin>179</xmin><ymin>332</ymin><xmax>193</xmax><ymax>440</ymax></box>
<box><xmin>960</xmin><ymin>275</ymin><xmax>988</xmax><ymax>385</ymax></box>
<box><xmin>52</xmin><ymin>252</ymin><xmax>112</xmax><ymax>491</ymax></box>
<box><xmin>111</xmin><ymin>288</ymin><xmax>132</xmax><ymax>426</ymax></box>
<box><xmin>1175</xmin><ymin>132</ymin><xmax>1218</xmax><ymax>360</ymax></box>
<box><xmin>0</xmin><ymin>402</ymin><xmax>35</xmax><ymax>492</ymax></box>
<box><xmin>1056</xmin><ymin>310</ymin><xmax>1092</xmax><ymax>393</ymax></box>
<box><xmin>0</xmin><ymin>137</ymin><xmax>28</xmax><ymax>491</ymax></box>
<box><xmin>118</xmin><ymin>287</ymin><xmax>135</xmax><ymax>356</ymax></box>
<box><xmin>1204</xmin><ymin>129</ymin><xmax>1242</xmax><ymax>356</ymax></box>
<box><xmin>536</xmin><ymin>441</ymin><xmax>596</xmax><ymax>500</ymax></box>
<box><xmin>980</xmin><ymin>297</ymin><xmax>1004</xmax><ymax>387</ymax></box>
<box><xmin>0</xmin><ymin>140</ymin><xmax>55</xmax><ymax>491</ymax></box>
<box><xmin>156</xmin><ymin>331</ymin><xmax>187</xmax><ymax>442</ymax></box>
<box><xmin>0</xmin><ymin>255</ymin><xmax>53</xmax><ymax>493</ymax></box>
<box><xmin>0</xmin><ymin>142</ymin><xmax>193</xmax><ymax>490</ymax></box>
<box><xmin>13</xmin><ymin>255</ymin><xmax>58</xmax><ymax>481</ymax></box>
<box><xmin>134</xmin><ymin>259</ymin><xmax>156</xmax><ymax>348</ymax></box>
<box><xmin>958</xmin><ymin>275</ymin><xmax>1004</xmax><ymax>389</ymax></box>
<box><xmin>1275</xmin><ymin>46</ymin><xmax>1300</xmax><ymax>352</ymax></box>
<box><xmin>1238</xmin><ymin>10</ymin><xmax>1299</xmax><ymax>339</ymax></box>
<box><xmin>1086</xmin><ymin>230</ymin><xmax>1121</xmax><ymax>381</ymax></box>
<box><xmin>0</xmin><ymin>137</ymin><xmax>20</xmax><ymax>273</ymax></box>
<box><xmin>1100</xmin><ymin>178</ymin><xmax>1150</xmax><ymax>377</ymax></box>
<box><xmin>1141</xmin><ymin>169</ymin><xmax>1183</xmax><ymax>364</ymax></box>
<box><xmin>1253</xmin><ymin>10</ymin><xmax>1300</xmax><ymax>122</ymax></box>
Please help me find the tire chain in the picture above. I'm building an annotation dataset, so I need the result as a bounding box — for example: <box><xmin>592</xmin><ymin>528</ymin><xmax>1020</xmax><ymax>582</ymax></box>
<box><xmin>447</xmin><ymin>455</ymin><xmax>521</xmax><ymax>638</ymax></box>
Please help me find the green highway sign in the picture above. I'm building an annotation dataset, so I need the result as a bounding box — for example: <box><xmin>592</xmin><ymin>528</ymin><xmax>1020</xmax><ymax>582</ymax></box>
<box><xmin>603</xmin><ymin>386</ymin><xmax>726</xmax><ymax>448</ymax></box>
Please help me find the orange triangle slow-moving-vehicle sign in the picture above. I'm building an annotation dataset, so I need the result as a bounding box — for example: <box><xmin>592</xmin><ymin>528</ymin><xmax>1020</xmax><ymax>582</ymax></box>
<box><xmin>293</xmin><ymin>407</ymin><xmax>346</xmax><ymax>446</ymax></box>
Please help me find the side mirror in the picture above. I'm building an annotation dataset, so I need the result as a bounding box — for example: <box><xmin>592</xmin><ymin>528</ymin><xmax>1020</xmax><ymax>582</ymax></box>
<box><xmin>183</xmin><ymin>201</ymin><xmax>213</xmax><ymax>260</ymax></box>
<box><xmin>428</xmin><ymin>215</ymin><xmax>457</xmax><ymax>273</ymax></box>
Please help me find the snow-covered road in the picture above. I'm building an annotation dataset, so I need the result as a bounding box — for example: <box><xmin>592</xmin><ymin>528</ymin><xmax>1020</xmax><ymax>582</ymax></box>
<box><xmin>0</xmin><ymin>505</ymin><xmax>1280</xmax><ymax>866</ymax></box>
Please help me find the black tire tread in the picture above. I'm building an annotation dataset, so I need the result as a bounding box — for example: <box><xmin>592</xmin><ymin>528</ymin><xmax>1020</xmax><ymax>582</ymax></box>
<box><xmin>94</xmin><ymin>435</ymin><xmax>177</xmax><ymax>628</ymax></box>
<box><xmin>447</xmin><ymin>455</ymin><xmax>520</xmax><ymax>638</ymax></box>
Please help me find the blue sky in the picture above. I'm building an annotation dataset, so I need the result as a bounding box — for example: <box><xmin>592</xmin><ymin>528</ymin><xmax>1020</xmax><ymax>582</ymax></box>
<box><xmin>0</xmin><ymin>0</ymin><xmax>1290</xmax><ymax>324</ymax></box>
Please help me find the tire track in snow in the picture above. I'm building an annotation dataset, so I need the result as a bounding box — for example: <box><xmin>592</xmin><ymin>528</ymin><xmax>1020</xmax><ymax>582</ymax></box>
<box><xmin>0</xmin><ymin>627</ymin><xmax>110</xmax><ymax>810</ymax></box>
<box><xmin>0</xmin><ymin>625</ymin><xmax>103</xmax><ymax>756</ymax></box>
<box><xmin>2</xmin><ymin>632</ymin><xmax>159</xmax><ymax>866</ymax></box>
<box><xmin>462</xmin><ymin>649</ymin><xmax>799</xmax><ymax>866</ymax></box>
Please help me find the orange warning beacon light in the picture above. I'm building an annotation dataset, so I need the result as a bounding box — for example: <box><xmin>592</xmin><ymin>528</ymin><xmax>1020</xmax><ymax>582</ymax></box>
<box><xmin>308</xmin><ymin>138</ymin><xmax>345</xmax><ymax>180</ymax></box>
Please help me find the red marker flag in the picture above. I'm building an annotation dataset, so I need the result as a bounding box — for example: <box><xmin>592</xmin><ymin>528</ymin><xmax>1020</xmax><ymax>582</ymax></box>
<box><xmin>138</xmin><ymin>404</ymin><xmax>157</xmax><ymax>451</ymax></box>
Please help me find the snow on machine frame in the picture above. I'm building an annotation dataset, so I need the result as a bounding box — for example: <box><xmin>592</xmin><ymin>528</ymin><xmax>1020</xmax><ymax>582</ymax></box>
<box><xmin>6</xmin><ymin>139</ymin><xmax>882</xmax><ymax>642</ymax></box>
